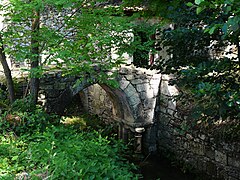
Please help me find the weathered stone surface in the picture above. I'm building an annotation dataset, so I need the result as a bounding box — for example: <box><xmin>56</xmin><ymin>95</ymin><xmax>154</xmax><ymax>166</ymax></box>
<box><xmin>228</xmin><ymin>156</ymin><xmax>240</xmax><ymax>168</ymax></box>
<box><xmin>119</xmin><ymin>77</ymin><xmax>129</xmax><ymax>90</ymax></box>
<box><xmin>145</xmin><ymin>87</ymin><xmax>155</xmax><ymax>99</ymax></box>
<box><xmin>160</xmin><ymin>80</ymin><xmax>170</xmax><ymax>96</ymax></box>
<box><xmin>215</xmin><ymin>150</ymin><xmax>227</xmax><ymax>165</ymax></box>
<box><xmin>128</xmin><ymin>94</ymin><xmax>141</xmax><ymax>106</ymax></box>
<box><xmin>144</xmin><ymin>98</ymin><xmax>156</xmax><ymax>110</ymax></box>
<box><xmin>40</xmin><ymin>84</ymin><xmax>54</xmax><ymax>89</ymax></box>
<box><xmin>190</xmin><ymin>142</ymin><xmax>205</xmax><ymax>155</ymax></box>
<box><xmin>130</xmin><ymin>78</ymin><xmax>147</xmax><ymax>85</ymax></box>
<box><xmin>54</xmin><ymin>82</ymin><xmax>66</xmax><ymax>89</ymax></box>
<box><xmin>124</xmin><ymin>74</ymin><xmax>134</xmax><ymax>80</ymax></box>
<box><xmin>124</xmin><ymin>84</ymin><xmax>137</xmax><ymax>97</ymax></box>
<box><xmin>150</xmin><ymin>74</ymin><xmax>161</xmax><ymax>85</ymax></box>
<box><xmin>136</xmin><ymin>84</ymin><xmax>147</xmax><ymax>92</ymax></box>
<box><xmin>118</xmin><ymin>67</ymin><xmax>129</xmax><ymax>75</ymax></box>
<box><xmin>45</xmin><ymin>89</ymin><xmax>61</xmax><ymax>98</ymax></box>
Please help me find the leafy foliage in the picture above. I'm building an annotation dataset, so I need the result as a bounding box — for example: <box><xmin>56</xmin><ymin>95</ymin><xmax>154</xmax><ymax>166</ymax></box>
<box><xmin>0</xmin><ymin>97</ymin><xmax>59</xmax><ymax>135</ymax></box>
<box><xmin>140</xmin><ymin>0</ymin><xmax>240</xmax><ymax>125</ymax></box>
<box><xmin>1</xmin><ymin>0</ymin><xmax>134</xmax><ymax>85</ymax></box>
<box><xmin>0</xmin><ymin>98</ymin><xmax>138</xmax><ymax>179</ymax></box>
<box><xmin>131</xmin><ymin>22</ymin><xmax>157</xmax><ymax>68</ymax></box>
<box><xmin>0</xmin><ymin>125</ymin><xmax>138</xmax><ymax>179</ymax></box>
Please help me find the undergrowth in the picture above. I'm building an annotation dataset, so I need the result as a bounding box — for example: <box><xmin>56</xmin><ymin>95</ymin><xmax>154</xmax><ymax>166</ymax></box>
<box><xmin>0</xmin><ymin>98</ymin><xmax>139</xmax><ymax>180</ymax></box>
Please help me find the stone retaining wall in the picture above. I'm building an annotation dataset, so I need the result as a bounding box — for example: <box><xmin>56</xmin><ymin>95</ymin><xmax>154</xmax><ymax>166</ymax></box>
<box><xmin>156</xmin><ymin>75</ymin><xmax>240</xmax><ymax>180</ymax></box>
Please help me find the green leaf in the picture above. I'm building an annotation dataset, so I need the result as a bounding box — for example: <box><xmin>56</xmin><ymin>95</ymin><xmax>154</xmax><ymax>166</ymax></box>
<box><xmin>196</xmin><ymin>6</ymin><xmax>205</xmax><ymax>14</ymax></box>
<box><xmin>222</xmin><ymin>23</ymin><xmax>228</xmax><ymax>34</ymax></box>
<box><xmin>195</xmin><ymin>0</ymin><xmax>205</xmax><ymax>5</ymax></box>
<box><xmin>209</xmin><ymin>26</ymin><xmax>217</xmax><ymax>34</ymax></box>
<box><xmin>186</xmin><ymin>2</ymin><xmax>193</xmax><ymax>7</ymax></box>
<box><xmin>12</xmin><ymin>155</ymin><xmax>19</xmax><ymax>161</ymax></box>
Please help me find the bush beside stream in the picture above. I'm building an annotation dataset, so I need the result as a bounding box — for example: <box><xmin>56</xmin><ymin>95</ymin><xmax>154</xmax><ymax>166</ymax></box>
<box><xmin>0</xmin><ymin>102</ymin><xmax>139</xmax><ymax>180</ymax></box>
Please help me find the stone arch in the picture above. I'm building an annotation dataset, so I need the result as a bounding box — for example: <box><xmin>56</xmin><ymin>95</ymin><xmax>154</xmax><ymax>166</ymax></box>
<box><xmin>48</xmin><ymin>78</ymin><xmax>137</xmax><ymax>127</ymax></box>
<box><xmin>99</xmin><ymin>84</ymin><xmax>135</xmax><ymax>125</ymax></box>
<box><xmin>44</xmin><ymin>66</ymin><xmax>162</xmax><ymax>130</ymax></box>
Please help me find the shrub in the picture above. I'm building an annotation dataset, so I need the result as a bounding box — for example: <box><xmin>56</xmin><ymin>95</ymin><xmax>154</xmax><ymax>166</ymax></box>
<box><xmin>0</xmin><ymin>125</ymin><xmax>139</xmax><ymax>179</ymax></box>
<box><xmin>0</xmin><ymin>97</ymin><xmax>60</xmax><ymax>135</ymax></box>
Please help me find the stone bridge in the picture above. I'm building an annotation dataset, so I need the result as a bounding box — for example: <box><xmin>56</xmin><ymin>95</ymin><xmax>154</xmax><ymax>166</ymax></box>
<box><xmin>38</xmin><ymin>65</ymin><xmax>162</xmax><ymax>132</ymax></box>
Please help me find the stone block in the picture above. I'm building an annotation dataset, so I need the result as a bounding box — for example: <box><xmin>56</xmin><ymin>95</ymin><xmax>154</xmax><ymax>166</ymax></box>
<box><xmin>150</xmin><ymin>74</ymin><xmax>161</xmax><ymax>84</ymax></box>
<box><xmin>228</xmin><ymin>156</ymin><xmax>240</xmax><ymax>168</ymax></box>
<box><xmin>54</xmin><ymin>83</ymin><xmax>66</xmax><ymax>90</ymax></box>
<box><xmin>168</xmin><ymin>100</ymin><xmax>176</xmax><ymax>111</ymax></box>
<box><xmin>152</xmin><ymin>86</ymin><xmax>160</xmax><ymax>96</ymax></box>
<box><xmin>143</xmin><ymin>98</ymin><xmax>155</xmax><ymax>109</ymax></box>
<box><xmin>206</xmin><ymin>146</ymin><xmax>215</xmax><ymax>160</ymax></box>
<box><xmin>215</xmin><ymin>150</ymin><xmax>227</xmax><ymax>165</ymax></box>
<box><xmin>206</xmin><ymin>161</ymin><xmax>217</xmax><ymax>176</ymax></box>
<box><xmin>143</xmin><ymin>109</ymin><xmax>154</xmax><ymax>122</ymax></box>
<box><xmin>190</xmin><ymin>142</ymin><xmax>205</xmax><ymax>155</ymax></box>
<box><xmin>136</xmin><ymin>83</ymin><xmax>147</xmax><ymax>92</ymax></box>
<box><xmin>124</xmin><ymin>84</ymin><xmax>137</xmax><ymax>97</ymax></box>
<box><xmin>139</xmin><ymin>74</ymin><xmax>148</xmax><ymax>79</ymax></box>
<box><xmin>119</xmin><ymin>67</ymin><xmax>129</xmax><ymax>75</ymax></box>
<box><xmin>46</xmin><ymin>89</ymin><xmax>61</xmax><ymax>98</ymax></box>
<box><xmin>130</xmin><ymin>79</ymin><xmax>142</xmax><ymax>84</ymax></box>
<box><xmin>145</xmin><ymin>88</ymin><xmax>154</xmax><ymax>99</ymax></box>
<box><xmin>128</xmin><ymin>94</ymin><xmax>141</xmax><ymax>106</ymax></box>
<box><xmin>131</xmin><ymin>78</ymin><xmax>148</xmax><ymax>85</ymax></box>
<box><xmin>167</xmin><ymin>108</ymin><xmax>175</xmax><ymax>116</ymax></box>
<box><xmin>167</xmin><ymin>85</ymin><xmax>179</xmax><ymax>96</ymax></box>
<box><xmin>124</xmin><ymin>74</ymin><xmax>134</xmax><ymax>80</ymax></box>
<box><xmin>140</xmin><ymin>91</ymin><xmax>147</xmax><ymax>100</ymax></box>
<box><xmin>40</xmin><ymin>84</ymin><xmax>54</xmax><ymax>90</ymax></box>
<box><xmin>160</xmin><ymin>81</ymin><xmax>170</xmax><ymax>96</ymax></box>
<box><xmin>119</xmin><ymin>78</ymin><xmax>129</xmax><ymax>90</ymax></box>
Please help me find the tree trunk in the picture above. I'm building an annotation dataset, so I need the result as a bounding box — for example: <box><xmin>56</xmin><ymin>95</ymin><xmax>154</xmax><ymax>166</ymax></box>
<box><xmin>29</xmin><ymin>10</ymin><xmax>40</xmax><ymax>105</ymax></box>
<box><xmin>0</xmin><ymin>34</ymin><xmax>15</xmax><ymax>103</ymax></box>
<box><xmin>237</xmin><ymin>38</ymin><xmax>240</xmax><ymax>65</ymax></box>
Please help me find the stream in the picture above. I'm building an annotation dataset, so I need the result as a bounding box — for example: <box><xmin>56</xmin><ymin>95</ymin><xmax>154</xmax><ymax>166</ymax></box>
<box><xmin>136</xmin><ymin>154</ymin><xmax>197</xmax><ymax>180</ymax></box>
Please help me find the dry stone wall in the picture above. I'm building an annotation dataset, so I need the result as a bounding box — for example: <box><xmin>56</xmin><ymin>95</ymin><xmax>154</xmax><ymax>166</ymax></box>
<box><xmin>156</xmin><ymin>75</ymin><xmax>240</xmax><ymax>180</ymax></box>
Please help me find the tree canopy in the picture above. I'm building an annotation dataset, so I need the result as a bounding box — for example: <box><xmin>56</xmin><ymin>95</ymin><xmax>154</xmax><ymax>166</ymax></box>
<box><xmin>0</xmin><ymin>0</ymin><xmax>239</xmax><ymax>125</ymax></box>
<box><xmin>0</xmin><ymin>0</ymin><xmax>135</xmax><ymax>104</ymax></box>
<box><xmin>131</xmin><ymin>0</ymin><xmax>240</xmax><ymax>125</ymax></box>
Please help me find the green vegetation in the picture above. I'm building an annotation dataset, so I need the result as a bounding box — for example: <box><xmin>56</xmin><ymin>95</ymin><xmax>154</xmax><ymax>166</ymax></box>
<box><xmin>0</xmin><ymin>0</ymin><xmax>240</xmax><ymax>178</ymax></box>
<box><xmin>0</xmin><ymin>105</ymin><xmax>138</xmax><ymax>179</ymax></box>
<box><xmin>131</xmin><ymin>0</ymin><xmax>240</xmax><ymax>127</ymax></box>
<box><xmin>0</xmin><ymin>0</ymin><xmax>134</xmax><ymax>105</ymax></box>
